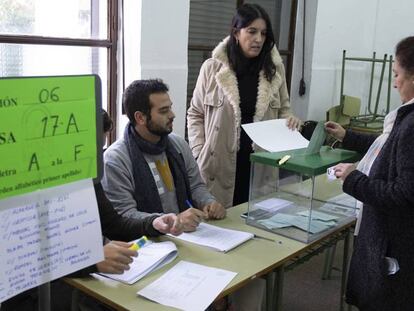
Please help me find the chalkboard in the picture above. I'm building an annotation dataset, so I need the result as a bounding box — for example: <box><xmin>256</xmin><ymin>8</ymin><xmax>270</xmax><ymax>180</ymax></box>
<box><xmin>0</xmin><ymin>75</ymin><xmax>102</xmax><ymax>200</ymax></box>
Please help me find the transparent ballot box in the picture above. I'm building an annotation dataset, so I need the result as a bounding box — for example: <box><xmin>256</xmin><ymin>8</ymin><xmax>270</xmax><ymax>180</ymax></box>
<box><xmin>247</xmin><ymin>146</ymin><xmax>360</xmax><ymax>243</ymax></box>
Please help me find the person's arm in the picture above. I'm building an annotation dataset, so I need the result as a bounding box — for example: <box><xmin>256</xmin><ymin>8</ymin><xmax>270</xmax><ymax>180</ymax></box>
<box><xmin>68</xmin><ymin>241</ymin><xmax>137</xmax><ymax>277</ymax></box>
<box><xmin>342</xmin><ymin>129</ymin><xmax>378</xmax><ymax>155</ymax></box>
<box><xmin>276</xmin><ymin>63</ymin><xmax>301</xmax><ymax>129</ymax></box>
<box><xmin>325</xmin><ymin>121</ymin><xmax>377</xmax><ymax>154</ymax></box>
<box><xmin>277</xmin><ymin>63</ymin><xmax>293</xmax><ymax>119</ymax></box>
<box><xmin>170</xmin><ymin>135</ymin><xmax>226</xmax><ymax>221</ymax></box>
<box><xmin>171</xmin><ymin>135</ymin><xmax>216</xmax><ymax>208</ymax></box>
<box><xmin>95</xmin><ymin>182</ymin><xmax>160</xmax><ymax>240</ymax></box>
<box><xmin>102</xmin><ymin>148</ymin><xmax>160</xmax><ymax>221</ymax></box>
<box><xmin>187</xmin><ymin>60</ymin><xmax>212</xmax><ymax>159</ymax></box>
<box><xmin>342</xmin><ymin>125</ymin><xmax>414</xmax><ymax>214</ymax></box>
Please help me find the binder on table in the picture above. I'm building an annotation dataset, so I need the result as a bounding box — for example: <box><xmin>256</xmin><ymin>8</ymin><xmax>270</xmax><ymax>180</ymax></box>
<box><xmin>95</xmin><ymin>241</ymin><xmax>178</xmax><ymax>284</ymax></box>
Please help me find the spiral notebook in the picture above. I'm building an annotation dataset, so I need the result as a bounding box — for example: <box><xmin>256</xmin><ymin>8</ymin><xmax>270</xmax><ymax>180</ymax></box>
<box><xmin>95</xmin><ymin>240</ymin><xmax>178</xmax><ymax>284</ymax></box>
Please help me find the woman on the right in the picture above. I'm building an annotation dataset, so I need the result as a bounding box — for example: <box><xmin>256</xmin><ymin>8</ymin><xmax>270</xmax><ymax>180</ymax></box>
<box><xmin>325</xmin><ymin>36</ymin><xmax>414</xmax><ymax>310</ymax></box>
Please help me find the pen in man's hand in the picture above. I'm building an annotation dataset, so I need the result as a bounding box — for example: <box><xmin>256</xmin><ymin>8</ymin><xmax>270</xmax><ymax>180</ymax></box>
<box><xmin>185</xmin><ymin>199</ymin><xmax>195</xmax><ymax>209</ymax></box>
<box><xmin>185</xmin><ymin>199</ymin><xmax>208</xmax><ymax>221</ymax></box>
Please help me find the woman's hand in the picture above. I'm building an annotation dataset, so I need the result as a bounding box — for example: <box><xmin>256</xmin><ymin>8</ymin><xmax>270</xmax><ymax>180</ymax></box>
<box><xmin>325</xmin><ymin>121</ymin><xmax>346</xmax><ymax>142</ymax></box>
<box><xmin>333</xmin><ymin>163</ymin><xmax>356</xmax><ymax>181</ymax></box>
<box><xmin>286</xmin><ymin>116</ymin><xmax>302</xmax><ymax>130</ymax></box>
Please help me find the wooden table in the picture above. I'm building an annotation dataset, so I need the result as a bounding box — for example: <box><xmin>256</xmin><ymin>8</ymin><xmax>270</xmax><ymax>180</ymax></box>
<box><xmin>65</xmin><ymin>204</ymin><xmax>354</xmax><ymax>311</ymax></box>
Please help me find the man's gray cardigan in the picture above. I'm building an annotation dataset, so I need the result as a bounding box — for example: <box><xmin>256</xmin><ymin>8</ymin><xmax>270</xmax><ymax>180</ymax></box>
<box><xmin>102</xmin><ymin>133</ymin><xmax>216</xmax><ymax>221</ymax></box>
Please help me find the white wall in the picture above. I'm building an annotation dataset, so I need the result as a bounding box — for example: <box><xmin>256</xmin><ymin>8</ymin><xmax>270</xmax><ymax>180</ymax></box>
<box><xmin>290</xmin><ymin>0</ymin><xmax>318</xmax><ymax>120</ymax></box>
<box><xmin>119</xmin><ymin>0</ymin><xmax>190</xmax><ymax>138</ymax></box>
<box><xmin>290</xmin><ymin>0</ymin><xmax>414</xmax><ymax>121</ymax></box>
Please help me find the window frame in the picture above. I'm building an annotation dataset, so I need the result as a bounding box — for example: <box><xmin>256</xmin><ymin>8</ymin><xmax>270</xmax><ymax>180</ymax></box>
<box><xmin>0</xmin><ymin>0</ymin><xmax>119</xmax><ymax>145</ymax></box>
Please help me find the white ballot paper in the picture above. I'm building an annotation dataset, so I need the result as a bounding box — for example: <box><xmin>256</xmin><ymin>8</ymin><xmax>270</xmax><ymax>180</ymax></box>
<box><xmin>96</xmin><ymin>241</ymin><xmax>178</xmax><ymax>284</ymax></box>
<box><xmin>168</xmin><ymin>222</ymin><xmax>254</xmax><ymax>252</ymax></box>
<box><xmin>0</xmin><ymin>179</ymin><xmax>103</xmax><ymax>303</ymax></box>
<box><xmin>242</xmin><ymin>119</ymin><xmax>309</xmax><ymax>152</ymax></box>
<box><xmin>138</xmin><ymin>260</ymin><xmax>237</xmax><ymax>311</ymax></box>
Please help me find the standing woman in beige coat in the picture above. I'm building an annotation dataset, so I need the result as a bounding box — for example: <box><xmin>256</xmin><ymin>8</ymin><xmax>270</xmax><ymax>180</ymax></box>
<box><xmin>187</xmin><ymin>3</ymin><xmax>301</xmax><ymax>208</ymax></box>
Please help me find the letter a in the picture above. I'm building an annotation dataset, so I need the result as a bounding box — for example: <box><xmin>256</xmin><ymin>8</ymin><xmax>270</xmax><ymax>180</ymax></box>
<box><xmin>66</xmin><ymin>113</ymin><xmax>79</xmax><ymax>134</ymax></box>
<box><xmin>28</xmin><ymin>153</ymin><xmax>40</xmax><ymax>171</ymax></box>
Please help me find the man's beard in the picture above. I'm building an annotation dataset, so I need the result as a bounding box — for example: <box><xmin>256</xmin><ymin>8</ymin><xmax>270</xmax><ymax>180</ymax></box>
<box><xmin>147</xmin><ymin>119</ymin><xmax>172</xmax><ymax>137</ymax></box>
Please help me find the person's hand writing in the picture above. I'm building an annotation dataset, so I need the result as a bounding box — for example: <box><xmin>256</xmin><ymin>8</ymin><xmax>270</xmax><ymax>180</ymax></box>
<box><xmin>153</xmin><ymin>213</ymin><xmax>183</xmax><ymax>236</ymax></box>
<box><xmin>178</xmin><ymin>208</ymin><xmax>207</xmax><ymax>232</ymax></box>
<box><xmin>96</xmin><ymin>241</ymin><xmax>137</xmax><ymax>274</ymax></box>
<box><xmin>333</xmin><ymin>163</ymin><xmax>356</xmax><ymax>181</ymax></box>
<box><xmin>203</xmin><ymin>201</ymin><xmax>226</xmax><ymax>220</ymax></box>
<box><xmin>325</xmin><ymin>121</ymin><xmax>346</xmax><ymax>142</ymax></box>
<box><xmin>286</xmin><ymin>115</ymin><xmax>302</xmax><ymax>130</ymax></box>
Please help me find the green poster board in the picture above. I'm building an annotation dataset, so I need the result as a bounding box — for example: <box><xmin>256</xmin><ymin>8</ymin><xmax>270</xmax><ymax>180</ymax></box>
<box><xmin>0</xmin><ymin>75</ymin><xmax>102</xmax><ymax>200</ymax></box>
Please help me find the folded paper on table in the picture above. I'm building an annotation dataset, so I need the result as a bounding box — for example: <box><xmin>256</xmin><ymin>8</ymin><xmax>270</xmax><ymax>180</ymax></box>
<box><xmin>137</xmin><ymin>260</ymin><xmax>237</xmax><ymax>311</ymax></box>
<box><xmin>168</xmin><ymin>222</ymin><xmax>253</xmax><ymax>252</ymax></box>
<box><xmin>258</xmin><ymin>212</ymin><xmax>337</xmax><ymax>234</ymax></box>
<box><xmin>241</xmin><ymin>119</ymin><xmax>309</xmax><ymax>152</ymax></box>
<box><xmin>254</xmin><ymin>198</ymin><xmax>293</xmax><ymax>212</ymax></box>
<box><xmin>296</xmin><ymin>210</ymin><xmax>340</xmax><ymax>221</ymax></box>
<box><xmin>96</xmin><ymin>241</ymin><xmax>177</xmax><ymax>285</ymax></box>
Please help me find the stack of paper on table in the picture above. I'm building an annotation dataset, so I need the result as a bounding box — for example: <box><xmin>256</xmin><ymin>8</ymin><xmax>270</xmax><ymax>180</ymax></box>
<box><xmin>96</xmin><ymin>241</ymin><xmax>177</xmax><ymax>284</ymax></box>
<box><xmin>168</xmin><ymin>222</ymin><xmax>253</xmax><ymax>252</ymax></box>
<box><xmin>138</xmin><ymin>260</ymin><xmax>237</xmax><ymax>311</ymax></box>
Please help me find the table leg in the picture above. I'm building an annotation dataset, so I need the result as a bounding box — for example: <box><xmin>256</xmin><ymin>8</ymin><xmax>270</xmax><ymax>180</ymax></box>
<box><xmin>71</xmin><ymin>288</ymin><xmax>80</xmax><ymax>311</ymax></box>
<box><xmin>340</xmin><ymin>229</ymin><xmax>350</xmax><ymax>311</ymax></box>
<box><xmin>266</xmin><ymin>272</ymin><xmax>274</xmax><ymax>311</ymax></box>
<box><xmin>322</xmin><ymin>243</ymin><xmax>337</xmax><ymax>280</ymax></box>
<box><xmin>38</xmin><ymin>282</ymin><xmax>51</xmax><ymax>311</ymax></box>
<box><xmin>272</xmin><ymin>266</ymin><xmax>284</xmax><ymax>311</ymax></box>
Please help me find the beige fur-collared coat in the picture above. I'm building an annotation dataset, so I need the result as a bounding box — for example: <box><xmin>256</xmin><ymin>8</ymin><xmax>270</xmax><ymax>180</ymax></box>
<box><xmin>187</xmin><ymin>37</ymin><xmax>293</xmax><ymax>208</ymax></box>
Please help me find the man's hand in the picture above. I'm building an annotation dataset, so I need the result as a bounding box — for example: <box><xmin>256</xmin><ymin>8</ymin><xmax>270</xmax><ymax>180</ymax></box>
<box><xmin>96</xmin><ymin>241</ymin><xmax>137</xmax><ymax>274</ymax></box>
<box><xmin>333</xmin><ymin>163</ymin><xmax>356</xmax><ymax>181</ymax></box>
<box><xmin>286</xmin><ymin>115</ymin><xmax>302</xmax><ymax>130</ymax></box>
<box><xmin>325</xmin><ymin>121</ymin><xmax>346</xmax><ymax>142</ymax></box>
<box><xmin>153</xmin><ymin>213</ymin><xmax>183</xmax><ymax>236</ymax></box>
<box><xmin>178</xmin><ymin>208</ymin><xmax>207</xmax><ymax>232</ymax></box>
<box><xmin>203</xmin><ymin>201</ymin><xmax>226</xmax><ymax>220</ymax></box>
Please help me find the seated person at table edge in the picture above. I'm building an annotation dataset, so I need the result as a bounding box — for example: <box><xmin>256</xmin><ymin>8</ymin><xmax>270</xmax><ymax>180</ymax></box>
<box><xmin>93</xmin><ymin>110</ymin><xmax>183</xmax><ymax>275</ymax></box>
<box><xmin>102</xmin><ymin>79</ymin><xmax>226</xmax><ymax>232</ymax></box>
<box><xmin>1</xmin><ymin>182</ymin><xmax>182</xmax><ymax>311</ymax></box>
<box><xmin>81</xmin><ymin>182</ymin><xmax>182</xmax><ymax>275</ymax></box>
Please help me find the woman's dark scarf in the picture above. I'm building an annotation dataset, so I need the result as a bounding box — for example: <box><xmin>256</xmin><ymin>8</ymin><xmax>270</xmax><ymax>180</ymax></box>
<box><xmin>124</xmin><ymin>123</ymin><xmax>192</xmax><ymax>213</ymax></box>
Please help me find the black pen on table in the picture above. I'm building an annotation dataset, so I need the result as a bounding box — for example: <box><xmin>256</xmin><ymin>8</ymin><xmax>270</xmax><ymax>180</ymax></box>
<box><xmin>253</xmin><ymin>234</ymin><xmax>276</xmax><ymax>243</ymax></box>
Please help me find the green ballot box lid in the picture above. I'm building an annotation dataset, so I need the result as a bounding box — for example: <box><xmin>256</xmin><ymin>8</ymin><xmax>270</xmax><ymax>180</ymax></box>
<box><xmin>250</xmin><ymin>146</ymin><xmax>360</xmax><ymax>176</ymax></box>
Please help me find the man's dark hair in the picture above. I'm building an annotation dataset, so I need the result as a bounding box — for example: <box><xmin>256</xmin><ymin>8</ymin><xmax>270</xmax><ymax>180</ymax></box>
<box><xmin>102</xmin><ymin>109</ymin><xmax>113</xmax><ymax>133</ymax></box>
<box><xmin>396</xmin><ymin>36</ymin><xmax>414</xmax><ymax>76</ymax></box>
<box><xmin>123</xmin><ymin>79</ymin><xmax>169</xmax><ymax>125</ymax></box>
<box><xmin>227</xmin><ymin>3</ymin><xmax>276</xmax><ymax>82</ymax></box>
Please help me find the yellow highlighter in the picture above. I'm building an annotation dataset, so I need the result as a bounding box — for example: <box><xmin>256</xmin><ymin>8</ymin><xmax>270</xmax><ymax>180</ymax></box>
<box><xmin>129</xmin><ymin>235</ymin><xmax>148</xmax><ymax>251</ymax></box>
